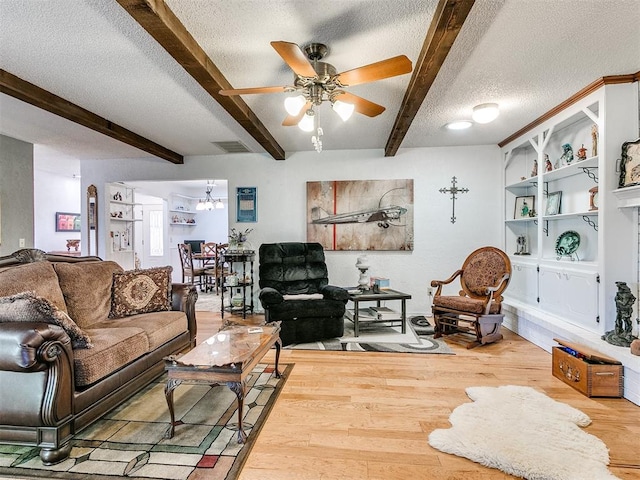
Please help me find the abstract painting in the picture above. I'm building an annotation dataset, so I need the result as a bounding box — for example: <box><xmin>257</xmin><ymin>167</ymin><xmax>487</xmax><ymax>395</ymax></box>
<box><xmin>307</xmin><ymin>179</ymin><xmax>414</xmax><ymax>251</ymax></box>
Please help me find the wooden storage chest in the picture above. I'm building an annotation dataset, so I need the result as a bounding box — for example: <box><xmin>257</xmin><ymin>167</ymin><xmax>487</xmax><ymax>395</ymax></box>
<box><xmin>552</xmin><ymin>338</ymin><xmax>623</xmax><ymax>398</ymax></box>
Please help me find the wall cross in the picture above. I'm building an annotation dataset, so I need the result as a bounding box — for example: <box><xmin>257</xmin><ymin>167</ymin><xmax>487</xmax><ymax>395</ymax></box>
<box><xmin>439</xmin><ymin>176</ymin><xmax>469</xmax><ymax>224</ymax></box>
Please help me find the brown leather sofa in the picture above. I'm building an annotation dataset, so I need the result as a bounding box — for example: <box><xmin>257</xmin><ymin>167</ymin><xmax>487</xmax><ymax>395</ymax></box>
<box><xmin>0</xmin><ymin>249</ymin><xmax>197</xmax><ymax>464</ymax></box>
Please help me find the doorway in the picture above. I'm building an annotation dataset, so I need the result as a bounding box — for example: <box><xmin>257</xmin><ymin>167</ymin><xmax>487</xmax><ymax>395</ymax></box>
<box><xmin>134</xmin><ymin>193</ymin><xmax>168</xmax><ymax>269</ymax></box>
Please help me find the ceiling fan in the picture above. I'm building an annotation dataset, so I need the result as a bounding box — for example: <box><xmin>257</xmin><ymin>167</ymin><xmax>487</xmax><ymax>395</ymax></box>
<box><xmin>219</xmin><ymin>41</ymin><xmax>413</xmax><ymax>128</ymax></box>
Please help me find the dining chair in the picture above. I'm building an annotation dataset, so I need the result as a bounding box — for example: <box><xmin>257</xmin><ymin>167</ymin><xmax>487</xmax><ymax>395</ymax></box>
<box><xmin>200</xmin><ymin>242</ymin><xmax>217</xmax><ymax>292</ymax></box>
<box><xmin>211</xmin><ymin>243</ymin><xmax>230</xmax><ymax>294</ymax></box>
<box><xmin>177</xmin><ymin>243</ymin><xmax>206</xmax><ymax>291</ymax></box>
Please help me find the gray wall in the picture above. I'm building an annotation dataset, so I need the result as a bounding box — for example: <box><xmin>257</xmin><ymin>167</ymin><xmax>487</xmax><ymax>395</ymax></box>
<box><xmin>0</xmin><ymin>134</ymin><xmax>34</xmax><ymax>256</ymax></box>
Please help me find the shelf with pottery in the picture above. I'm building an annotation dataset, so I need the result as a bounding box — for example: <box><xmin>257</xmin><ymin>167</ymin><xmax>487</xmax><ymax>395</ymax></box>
<box><xmin>169</xmin><ymin>194</ymin><xmax>198</xmax><ymax>226</ymax></box>
<box><xmin>501</xmin><ymin>79</ymin><xmax>639</xmax><ymax>375</ymax></box>
<box><xmin>221</xmin><ymin>251</ymin><xmax>255</xmax><ymax>319</ymax></box>
<box><xmin>105</xmin><ymin>182</ymin><xmax>141</xmax><ymax>269</ymax></box>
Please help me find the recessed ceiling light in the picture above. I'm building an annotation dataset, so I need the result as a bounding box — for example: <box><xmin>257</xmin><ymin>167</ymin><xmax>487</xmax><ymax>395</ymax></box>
<box><xmin>472</xmin><ymin>103</ymin><xmax>499</xmax><ymax>124</ymax></box>
<box><xmin>445</xmin><ymin>120</ymin><xmax>473</xmax><ymax>130</ymax></box>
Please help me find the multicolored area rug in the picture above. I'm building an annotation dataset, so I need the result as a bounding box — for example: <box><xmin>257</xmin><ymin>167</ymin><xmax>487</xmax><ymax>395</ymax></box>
<box><xmin>289</xmin><ymin>315</ymin><xmax>453</xmax><ymax>354</ymax></box>
<box><xmin>0</xmin><ymin>363</ymin><xmax>292</xmax><ymax>480</ymax></box>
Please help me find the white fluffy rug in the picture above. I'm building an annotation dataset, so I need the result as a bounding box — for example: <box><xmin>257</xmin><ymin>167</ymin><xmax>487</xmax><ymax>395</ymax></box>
<box><xmin>428</xmin><ymin>385</ymin><xmax>619</xmax><ymax>480</ymax></box>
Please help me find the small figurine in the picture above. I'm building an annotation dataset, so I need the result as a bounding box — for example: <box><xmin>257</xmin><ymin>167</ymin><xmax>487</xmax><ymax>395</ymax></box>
<box><xmin>602</xmin><ymin>282</ymin><xmax>637</xmax><ymax>347</ymax></box>
<box><xmin>577</xmin><ymin>144</ymin><xmax>587</xmax><ymax>161</ymax></box>
<box><xmin>531</xmin><ymin>159</ymin><xmax>538</xmax><ymax>177</ymax></box>
<box><xmin>514</xmin><ymin>235</ymin><xmax>530</xmax><ymax>255</ymax></box>
<box><xmin>544</xmin><ymin>154</ymin><xmax>553</xmax><ymax>172</ymax></box>
<box><xmin>559</xmin><ymin>143</ymin><xmax>573</xmax><ymax>165</ymax></box>
<box><xmin>591</xmin><ymin>124</ymin><xmax>598</xmax><ymax>157</ymax></box>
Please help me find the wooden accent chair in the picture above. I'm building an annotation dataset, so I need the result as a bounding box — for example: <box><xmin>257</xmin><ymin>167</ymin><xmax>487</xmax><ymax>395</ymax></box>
<box><xmin>431</xmin><ymin>246</ymin><xmax>511</xmax><ymax>348</ymax></box>
<box><xmin>178</xmin><ymin>243</ymin><xmax>206</xmax><ymax>291</ymax></box>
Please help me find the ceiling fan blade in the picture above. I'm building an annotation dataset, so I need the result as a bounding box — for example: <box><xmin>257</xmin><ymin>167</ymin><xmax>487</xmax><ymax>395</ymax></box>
<box><xmin>336</xmin><ymin>92</ymin><xmax>385</xmax><ymax>117</ymax></box>
<box><xmin>282</xmin><ymin>101</ymin><xmax>313</xmax><ymax>126</ymax></box>
<box><xmin>271</xmin><ymin>41</ymin><xmax>317</xmax><ymax>78</ymax></box>
<box><xmin>219</xmin><ymin>86</ymin><xmax>286</xmax><ymax>96</ymax></box>
<box><xmin>336</xmin><ymin>55</ymin><xmax>412</xmax><ymax>87</ymax></box>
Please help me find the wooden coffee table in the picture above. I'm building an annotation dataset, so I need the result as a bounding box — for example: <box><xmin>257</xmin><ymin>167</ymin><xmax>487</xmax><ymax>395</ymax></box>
<box><xmin>347</xmin><ymin>288</ymin><xmax>412</xmax><ymax>336</ymax></box>
<box><xmin>163</xmin><ymin>322</ymin><xmax>281</xmax><ymax>443</ymax></box>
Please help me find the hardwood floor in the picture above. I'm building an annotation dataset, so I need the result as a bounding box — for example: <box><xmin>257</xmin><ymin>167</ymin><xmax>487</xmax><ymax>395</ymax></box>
<box><xmin>197</xmin><ymin>310</ymin><xmax>640</xmax><ymax>480</ymax></box>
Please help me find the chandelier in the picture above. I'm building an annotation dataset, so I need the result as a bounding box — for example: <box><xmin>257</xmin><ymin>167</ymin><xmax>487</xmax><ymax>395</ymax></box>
<box><xmin>196</xmin><ymin>181</ymin><xmax>224</xmax><ymax>211</ymax></box>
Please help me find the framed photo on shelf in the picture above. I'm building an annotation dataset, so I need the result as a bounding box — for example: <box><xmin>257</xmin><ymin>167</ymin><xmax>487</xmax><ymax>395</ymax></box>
<box><xmin>236</xmin><ymin>187</ymin><xmax>257</xmax><ymax>222</ymax></box>
<box><xmin>545</xmin><ymin>191</ymin><xmax>562</xmax><ymax>215</ymax></box>
<box><xmin>619</xmin><ymin>138</ymin><xmax>640</xmax><ymax>188</ymax></box>
<box><xmin>55</xmin><ymin>212</ymin><xmax>81</xmax><ymax>232</ymax></box>
<box><xmin>514</xmin><ymin>195</ymin><xmax>535</xmax><ymax>219</ymax></box>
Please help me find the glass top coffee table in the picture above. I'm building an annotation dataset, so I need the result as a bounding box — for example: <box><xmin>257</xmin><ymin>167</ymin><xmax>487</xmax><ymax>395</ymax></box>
<box><xmin>163</xmin><ymin>322</ymin><xmax>281</xmax><ymax>443</ymax></box>
<box><xmin>347</xmin><ymin>288</ymin><xmax>412</xmax><ymax>336</ymax></box>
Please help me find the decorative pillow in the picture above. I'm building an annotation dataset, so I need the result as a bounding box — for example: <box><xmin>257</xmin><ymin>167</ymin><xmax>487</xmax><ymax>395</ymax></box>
<box><xmin>54</xmin><ymin>260</ymin><xmax>124</xmax><ymax>328</ymax></box>
<box><xmin>0</xmin><ymin>291</ymin><xmax>93</xmax><ymax>349</ymax></box>
<box><xmin>110</xmin><ymin>266</ymin><xmax>172</xmax><ymax>318</ymax></box>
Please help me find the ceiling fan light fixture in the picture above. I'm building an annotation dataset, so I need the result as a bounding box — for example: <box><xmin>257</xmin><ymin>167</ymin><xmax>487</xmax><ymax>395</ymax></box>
<box><xmin>445</xmin><ymin>120</ymin><xmax>473</xmax><ymax>130</ymax></box>
<box><xmin>298</xmin><ymin>111</ymin><xmax>315</xmax><ymax>132</ymax></box>
<box><xmin>196</xmin><ymin>180</ymin><xmax>217</xmax><ymax>211</ymax></box>
<box><xmin>472</xmin><ymin>103</ymin><xmax>499</xmax><ymax>124</ymax></box>
<box><xmin>284</xmin><ymin>95</ymin><xmax>306</xmax><ymax>116</ymax></box>
<box><xmin>332</xmin><ymin>99</ymin><xmax>355</xmax><ymax>122</ymax></box>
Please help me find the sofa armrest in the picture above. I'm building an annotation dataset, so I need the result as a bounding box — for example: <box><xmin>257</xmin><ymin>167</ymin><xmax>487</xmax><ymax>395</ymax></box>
<box><xmin>0</xmin><ymin>322</ymin><xmax>73</xmax><ymax>371</ymax></box>
<box><xmin>171</xmin><ymin>283</ymin><xmax>198</xmax><ymax>347</ymax></box>
<box><xmin>259</xmin><ymin>287</ymin><xmax>284</xmax><ymax>307</ymax></box>
<box><xmin>320</xmin><ymin>285</ymin><xmax>349</xmax><ymax>302</ymax></box>
<box><xmin>0</xmin><ymin>322</ymin><xmax>74</xmax><ymax>428</ymax></box>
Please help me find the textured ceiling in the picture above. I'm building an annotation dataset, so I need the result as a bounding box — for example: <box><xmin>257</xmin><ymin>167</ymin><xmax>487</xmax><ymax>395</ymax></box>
<box><xmin>0</xmin><ymin>0</ymin><xmax>639</xmax><ymax>162</ymax></box>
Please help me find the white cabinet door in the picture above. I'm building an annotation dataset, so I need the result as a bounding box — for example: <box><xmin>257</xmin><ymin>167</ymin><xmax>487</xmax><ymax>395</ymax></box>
<box><xmin>506</xmin><ymin>260</ymin><xmax>538</xmax><ymax>304</ymax></box>
<box><xmin>539</xmin><ymin>264</ymin><xmax>599</xmax><ymax>332</ymax></box>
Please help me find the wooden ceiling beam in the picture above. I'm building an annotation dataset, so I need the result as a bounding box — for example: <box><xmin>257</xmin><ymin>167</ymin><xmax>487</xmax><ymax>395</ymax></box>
<box><xmin>0</xmin><ymin>69</ymin><xmax>183</xmax><ymax>164</ymax></box>
<box><xmin>385</xmin><ymin>0</ymin><xmax>475</xmax><ymax>157</ymax></box>
<box><xmin>116</xmin><ymin>0</ymin><xmax>285</xmax><ymax>160</ymax></box>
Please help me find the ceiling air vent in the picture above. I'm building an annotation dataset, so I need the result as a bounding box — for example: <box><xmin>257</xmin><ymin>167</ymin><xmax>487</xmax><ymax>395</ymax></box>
<box><xmin>212</xmin><ymin>141</ymin><xmax>251</xmax><ymax>153</ymax></box>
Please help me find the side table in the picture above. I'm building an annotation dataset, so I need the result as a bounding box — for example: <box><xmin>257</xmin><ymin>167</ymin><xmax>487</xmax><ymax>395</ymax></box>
<box><xmin>347</xmin><ymin>288</ymin><xmax>412</xmax><ymax>336</ymax></box>
<box><xmin>221</xmin><ymin>251</ymin><xmax>255</xmax><ymax>319</ymax></box>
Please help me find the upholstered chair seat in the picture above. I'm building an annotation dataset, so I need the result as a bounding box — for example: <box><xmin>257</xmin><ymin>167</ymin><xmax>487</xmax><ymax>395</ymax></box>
<box><xmin>432</xmin><ymin>295</ymin><xmax>502</xmax><ymax>314</ymax></box>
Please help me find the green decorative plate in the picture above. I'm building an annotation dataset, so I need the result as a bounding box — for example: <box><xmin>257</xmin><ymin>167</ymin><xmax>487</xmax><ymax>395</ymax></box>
<box><xmin>555</xmin><ymin>230</ymin><xmax>580</xmax><ymax>256</ymax></box>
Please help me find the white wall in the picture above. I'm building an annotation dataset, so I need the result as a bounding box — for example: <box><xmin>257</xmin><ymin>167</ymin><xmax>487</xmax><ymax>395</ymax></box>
<box><xmin>81</xmin><ymin>145</ymin><xmax>502</xmax><ymax>314</ymax></box>
<box><xmin>33</xmin><ymin>160</ymin><xmax>82</xmax><ymax>253</ymax></box>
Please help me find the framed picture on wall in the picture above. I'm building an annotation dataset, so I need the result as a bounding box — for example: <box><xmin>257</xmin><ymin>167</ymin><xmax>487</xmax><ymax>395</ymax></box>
<box><xmin>619</xmin><ymin>138</ymin><xmax>640</xmax><ymax>188</ymax></box>
<box><xmin>514</xmin><ymin>196</ymin><xmax>535</xmax><ymax>219</ymax></box>
<box><xmin>545</xmin><ymin>191</ymin><xmax>562</xmax><ymax>215</ymax></box>
<box><xmin>55</xmin><ymin>212</ymin><xmax>81</xmax><ymax>232</ymax></box>
<box><xmin>236</xmin><ymin>187</ymin><xmax>257</xmax><ymax>222</ymax></box>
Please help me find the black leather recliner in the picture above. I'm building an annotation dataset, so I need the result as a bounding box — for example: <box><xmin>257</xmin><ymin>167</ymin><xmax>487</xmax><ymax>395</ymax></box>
<box><xmin>258</xmin><ymin>242</ymin><xmax>348</xmax><ymax>346</ymax></box>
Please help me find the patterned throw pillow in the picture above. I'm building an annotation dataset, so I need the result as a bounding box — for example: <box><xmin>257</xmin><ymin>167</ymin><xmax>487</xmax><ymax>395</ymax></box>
<box><xmin>109</xmin><ymin>266</ymin><xmax>172</xmax><ymax>318</ymax></box>
<box><xmin>0</xmin><ymin>291</ymin><xmax>93</xmax><ymax>349</ymax></box>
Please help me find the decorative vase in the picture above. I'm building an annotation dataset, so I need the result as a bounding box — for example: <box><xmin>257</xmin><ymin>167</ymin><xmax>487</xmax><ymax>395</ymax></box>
<box><xmin>231</xmin><ymin>294</ymin><xmax>244</xmax><ymax>308</ymax></box>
